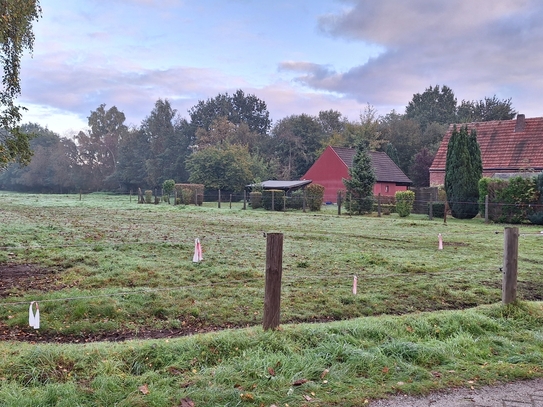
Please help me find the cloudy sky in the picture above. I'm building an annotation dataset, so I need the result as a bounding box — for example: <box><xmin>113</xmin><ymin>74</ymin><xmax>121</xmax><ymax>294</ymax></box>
<box><xmin>19</xmin><ymin>0</ymin><xmax>543</xmax><ymax>137</ymax></box>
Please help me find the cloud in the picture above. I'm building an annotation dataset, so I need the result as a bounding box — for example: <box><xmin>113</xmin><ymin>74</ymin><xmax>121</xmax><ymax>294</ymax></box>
<box><xmin>281</xmin><ymin>0</ymin><xmax>543</xmax><ymax>115</ymax></box>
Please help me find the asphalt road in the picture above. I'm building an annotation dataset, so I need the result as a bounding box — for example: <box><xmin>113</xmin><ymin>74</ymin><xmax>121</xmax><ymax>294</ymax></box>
<box><xmin>370</xmin><ymin>378</ymin><xmax>543</xmax><ymax>406</ymax></box>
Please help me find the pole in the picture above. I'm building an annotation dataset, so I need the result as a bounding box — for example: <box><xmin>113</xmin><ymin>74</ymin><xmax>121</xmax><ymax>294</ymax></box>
<box><xmin>218</xmin><ymin>189</ymin><xmax>221</xmax><ymax>208</ymax></box>
<box><xmin>337</xmin><ymin>191</ymin><xmax>342</xmax><ymax>216</ymax></box>
<box><xmin>429</xmin><ymin>200</ymin><xmax>433</xmax><ymax>221</ymax></box>
<box><xmin>377</xmin><ymin>193</ymin><xmax>382</xmax><ymax>217</ymax></box>
<box><xmin>485</xmin><ymin>194</ymin><xmax>489</xmax><ymax>224</ymax></box>
<box><xmin>243</xmin><ymin>190</ymin><xmax>247</xmax><ymax>210</ymax></box>
<box><xmin>263</xmin><ymin>233</ymin><xmax>284</xmax><ymax>330</ymax></box>
<box><xmin>502</xmin><ymin>227</ymin><xmax>519</xmax><ymax>305</ymax></box>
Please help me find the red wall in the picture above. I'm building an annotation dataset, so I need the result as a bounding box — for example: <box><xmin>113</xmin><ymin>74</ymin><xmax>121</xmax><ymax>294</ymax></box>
<box><xmin>303</xmin><ymin>147</ymin><xmax>406</xmax><ymax>203</ymax></box>
<box><xmin>302</xmin><ymin>147</ymin><xmax>349</xmax><ymax>203</ymax></box>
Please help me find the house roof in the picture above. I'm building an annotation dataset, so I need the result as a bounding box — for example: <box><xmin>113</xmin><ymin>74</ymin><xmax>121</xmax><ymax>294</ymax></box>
<box><xmin>430</xmin><ymin>115</ymin><xmax>543</xmax><ymax>172</ymax></box>
<box><xmin>331</xmin><ymin>146</ymin><xmax>412</xmax><ymax>185</ymax></box>
<box><xmin>246</xmin><ymin>180</ymin><xmax>312</xmax><ymax>191</ymax></box>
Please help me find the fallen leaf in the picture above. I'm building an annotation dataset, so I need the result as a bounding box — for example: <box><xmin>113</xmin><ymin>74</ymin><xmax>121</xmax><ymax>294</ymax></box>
<box><xmin>431</xmin><ymin>371</ymin><xmax>442</xmax><ymax>378</ymax></box>
<box><xmin>303</xmin><ymin>394</ymin><xmax>312</xmax><ymax>401</ymax></box>
<box><xmin>293</xmin><ymin>379</ymin><xmax>308</xmax><ymax>386</ymax></box>
<box><xmin>382</xmin><ymin>366</ymin><xmax>389</xmax><ymax>374</ymax></box>
<box><xmin>179</xmin><ymin>397</ymin><xmax>195</xmax><ymax>407</ymax></box>
<box><xmin>138</xmin><ymin>384</ymin><xmax>150</xmax><ymax>395</ymax></box>
<box><xmin>320</xmin><ymin>368</ymin><xmax>329</xmax><ymax>379</ymax></box>
<box><xmin>268</xmin><ymin>367</ymin><xmax>275</xmax><ymax>376</ymax></box>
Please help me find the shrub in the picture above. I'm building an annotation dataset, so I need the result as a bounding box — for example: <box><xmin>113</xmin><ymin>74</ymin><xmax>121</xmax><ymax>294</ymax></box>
<box><xmin>250</xmin><ymin>192</ymin><xmax>262</xmax><ymax>209</ymax></box>
<box><xmin>395</xmin><ymin>190</ymin><xmax>415</xmax><ymax>217</ymax></box>
<box><xmin>528</xmin><ymin>211</ymin><xmax>543</xmax><ymax>225</ymax></box>
<box><xmin>144</xmin><ymin>190</ymin><xmax>153</xmax><ymax>204</ymax></box>
<box><xmin>429</xmin><ymin>202</ymin><xmax>445</xmax><ymax>218</ymax></box>
<box><xmin>162</xmin><ymin>179</ymin><xmax>175</xmax><ymax>195</ymax></box>
<box><xmin>306</xmin><ymin>184</ymin><xmax>324</xmax><ymax>211</ymax></box>
<box><xmin>286</xmin><ymin>190</ymin><xmax>304</xmax><ymax>210</ymax></box>
<box><xmin>478</xmin><ymin>176</ymin><xmax>539</xmax><ymax>223</ymax></box>
<box><xmin>262</xmin><ymin>190</ymin><xmax>284</xmax><ymax>211</ymax></box>
<box><xmin>180</xmin><ymin>188</ymin><xmax>193</xmax><ymax>205</ymax></box>
<box><xmin>174</xmin><ymin>183</ymin><xmax>204</xmax><ymax>205</ymax></box>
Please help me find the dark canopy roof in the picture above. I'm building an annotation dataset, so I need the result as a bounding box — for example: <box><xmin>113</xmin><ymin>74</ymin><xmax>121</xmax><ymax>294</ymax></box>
<box><xmin>246</xmin><ymin>180</ymin><xmax>312</xmax><ymax>191</ymax></box>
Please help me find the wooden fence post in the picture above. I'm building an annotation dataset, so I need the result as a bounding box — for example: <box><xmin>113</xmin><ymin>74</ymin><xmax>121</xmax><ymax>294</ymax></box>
<box><xmin>263</xmin><ymin>233</ymin><xmax>284</xmax><ymax>330</ymax></box>
<box><xmin>502</xmin><ymin>227</ymin><xmax>519</xmax><ymax>305</ymax></box>
<box><xmin>377</xmin><ymin>193</ymin><xmax>382</xmax><ymax>217</ymax></box>
<box><xmin>243</xmin><ymin>190</ymin><xmax>247</xmax><ymax>210</ymax></box>
<box><xmin>303</xmin><ymin>189</ymin><xmax>307</xmax><ymax>213</ymax></box>
<box><xmin>218</xmin><ymin>189</ymin><xmax>221</xmax><ymax>208</ymax></box>
<box><xmin>337</xmin><ymin>191</ymin><xmax>342</xmax><ymax>215</ymax></box>
<box><xmin>229</xmin><ymin>194</ymin><xmax>232</xmax><ymax>209</ymax></box>
<box><xmin>485</xmin><ymin>194</ymin><xmax>489</xmax><ymax>224</ymax></box>
<box><xmin>429</xmin><ymin>200</ymin><xmax>433</xmax><ymax>220</ymax></box>
<box><xmin>271</xmin><ymin>190</ymin><xmax>275</xmax><ymax>211</ymax></box>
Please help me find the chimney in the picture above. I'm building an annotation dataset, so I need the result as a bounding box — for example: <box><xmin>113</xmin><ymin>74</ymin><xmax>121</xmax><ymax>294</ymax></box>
<box><xmin>515</xmin><ymin>114</ymin><xmax>525</xmax><ymax>132</ymax></box>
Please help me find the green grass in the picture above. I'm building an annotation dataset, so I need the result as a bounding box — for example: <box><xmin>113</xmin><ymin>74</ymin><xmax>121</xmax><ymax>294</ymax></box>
<box><xmin>0</xmin><ymin>192</ymin><xmax>542</xmax><ymax>405</ymax></box>
<box><xmin>1</xmin><ymin>303</ymin><xmax>543</xmax><ymax>406</ymax></box>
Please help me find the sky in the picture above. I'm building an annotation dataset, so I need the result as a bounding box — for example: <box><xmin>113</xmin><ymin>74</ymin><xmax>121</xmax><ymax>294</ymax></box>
<box><xmin>18</xmin><ymin>0</ymin><xmax>543</xmax><ymax>137</ymax></box>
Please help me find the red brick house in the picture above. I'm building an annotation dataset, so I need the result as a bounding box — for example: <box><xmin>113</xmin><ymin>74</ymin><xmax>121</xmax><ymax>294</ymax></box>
<box><xmin>302</xmin><ymin>146</ymin><xmax>412</xmax><ymax>203</ymax></box>
<box><xmin>430</xmin><ymin>114</ymin><xmax>543</xmax><ymax>186</ymax></box>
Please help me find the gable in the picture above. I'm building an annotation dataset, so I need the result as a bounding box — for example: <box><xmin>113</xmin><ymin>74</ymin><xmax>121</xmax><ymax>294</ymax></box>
<box><xmin>430</xmin><ymin>115</ymin><xmax>543</xmax><ymax>172</ymax></box>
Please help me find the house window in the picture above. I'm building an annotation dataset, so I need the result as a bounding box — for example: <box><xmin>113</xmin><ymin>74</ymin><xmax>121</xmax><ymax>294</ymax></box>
<box><xmin>385</xmin><ymin>186</ymin><xmax>389</xmax><ymax>193</ymax></box>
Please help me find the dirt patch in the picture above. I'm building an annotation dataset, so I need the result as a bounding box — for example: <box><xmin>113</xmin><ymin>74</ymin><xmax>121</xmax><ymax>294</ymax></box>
<box><xmin>0</xmin><ymin>263</ymin><xmax>64</xmax><ymax>297</ymax></box>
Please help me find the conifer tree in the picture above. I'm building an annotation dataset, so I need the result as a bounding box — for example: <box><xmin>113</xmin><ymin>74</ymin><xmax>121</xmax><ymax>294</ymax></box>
<box><xmin>343</xmin><ymin>140</ymin><xmax>376</xmax><ymax>214</ymax></box>
<box><xmin>444</xmin><ymin>125</ymin><xmax>482</xmax><ymax>219</ymax></box>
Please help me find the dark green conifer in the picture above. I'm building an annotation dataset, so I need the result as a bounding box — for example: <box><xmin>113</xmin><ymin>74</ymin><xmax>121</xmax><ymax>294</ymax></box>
<box><xmin>445</xmin><ymin>125</ymin><xmax>482</xmax><ymax>219</ymax></box>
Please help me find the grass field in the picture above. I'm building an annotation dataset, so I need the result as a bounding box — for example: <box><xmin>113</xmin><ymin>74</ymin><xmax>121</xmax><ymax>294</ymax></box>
<box><xmin>0</xmin><ymin>192</ymin><xmax>542</xmax><ymax>406</ymax></box>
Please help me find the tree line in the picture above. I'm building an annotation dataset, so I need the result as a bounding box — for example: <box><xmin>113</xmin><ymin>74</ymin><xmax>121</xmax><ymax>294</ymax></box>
<box><xmin>0</xmin><ymin>85</ymin><xmax>517</xmax><ymax>194</ymax></box>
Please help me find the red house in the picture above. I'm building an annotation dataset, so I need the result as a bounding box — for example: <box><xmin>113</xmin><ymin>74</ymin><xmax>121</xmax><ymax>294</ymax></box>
<box><xmin>430</xmin><ymin>114</ymin><xmax>543</xmax><ymax>185</ymax></box>
<box><xmin>302</xmin><ymin>146</ymin><xmax>412</xmax><ymax>203</ymax></box>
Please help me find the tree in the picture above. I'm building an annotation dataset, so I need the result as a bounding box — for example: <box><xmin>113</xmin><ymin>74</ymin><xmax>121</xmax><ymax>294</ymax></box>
<box><xmin>142</xmin><ymin>99</ymin><xmax>191</xmax><ymax>187</ymax></box>
<box><xmin>186</xmin><ymin>144</ymin><xmax>254</xmax><ymax>193</ymax></box>
<box><xmin>0</xmin><ymin>123</ymin><xmax>81</xmax><ymax>193</ymax></box>
<box><xmin>409</xmin><ymin>147</ymin><xmax>435</xmax><ymax>187</ymax></box>
<box><xmin>115</xmin><ymin>128</ymin><xmax>151</xmax><ymax>191</ymax></box>
<box><xmin>0</xmin><ymin>0</ymin><xmax>41</xmax><ymax>169</ymax></box>
<box><xmin>271</xmin><ymin>114</ymin><xmax>324</xmax><ymax>179</ymax></box>
<box><xmin>405</xmin><ymin>85</ymin><xmax>457</xmax><ymax>132</ymax></box>
<box><xmin>457</xmin><ymin>95</ymin><xmax>517</xmax><ymax>122</ymax></box>
<box><xmin>343</xmin><ymin>140</ymin><xmax>375</xmax><ymax>214</ymax></box>
<box><xmin>379</xmin><ymin>111</ymin><xmax>422</xmax><ymax>173</ymax></box>
<box><xmin>444</xmin><ymin>125</ymin><xmax>482</xmax><ymax>219</ymax></box>
<box><xmin>75</xmin><ymin>104</ymin><xmax>128</xmax><ymax>190</ymax></box>
<box><xmin>385</xmin><ymin>143</ymin><xmax>400</xmax><ymax>167</ymax></box>
<box><xmin>189</xmin><ymin>89</ymin><xmax>271</xmax><ymax>136</ymax></box>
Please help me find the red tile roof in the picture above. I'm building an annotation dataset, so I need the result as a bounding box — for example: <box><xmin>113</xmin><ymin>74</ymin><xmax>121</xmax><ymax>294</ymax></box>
<box><xmin>430</xmin><ymin>115</ymin><xmax>543</xmax><ymax>172</ymax></box>
<box><xmin>332</xmin><ymin>147</ymin><xmax>412</xmax><ymax>184</ymax></box>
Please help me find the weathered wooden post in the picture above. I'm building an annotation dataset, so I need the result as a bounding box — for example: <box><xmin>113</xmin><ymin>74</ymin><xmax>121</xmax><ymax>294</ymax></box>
<box><xmin>263</xmin><ymin>233</ymin><xmax>284</xmax><ymax>330</ymax></box>
<box><xmin>502</xmin><ymin>227</ymin><xmax>519</xmax><ymax>305</ymax></box>
<box><xmin>138</xmin><ymin>187</ymin><xmax>143</xmax><ymax>204</ymax></box>
<box><xmin>130</xmin><ymin>189</ymin><xmax>132</xmax><ymax>203</ymax></box>
<box><xmin>302</xmin><ymin>188</ymin><xmax>307</xmax><ymax>213</ymax></box>
<box><xmin>283</xmin><ymin>194</ymin><xmax>286</xmax><ymax>212</ymax></box>
<box><xmin>443</xmin><ymin>201</ymin><xmax>448</xmax><ymax>224</ymax></box>
<box><xmin>229</xmin><ymin>194</ymin><xmax>232</xmax><ymax>209</ymax></box>
<box><xmin>337</xmin><ymin>191</ymin><xmax>342</xmax><ymax>215</ymax></box>
<box><xmin>485</xmin><ymin>194</ymin><xmax>489</xmax><ymax>224</ymax></box>
<box><xmin>218</xmin><ymin>189</ymin><xmax>221</xmax><ymax>208</ymax></box>
<box><xmin>174</xmin><ymin>189</ymin><xmax>178</xmax><ymax>205</ymax></box>
<box><xmin>429</xmin><ymin>200</ymin><xmax>433</xmax><ymax>221</ymax></box>
<box><xmin>377</xmin><ymin>193</ymin><xmax>382</xmax><ymax>217</ymax></box>
<box><xmin>271</xmin><ymin>190</ymin><xmax>275</xmax><ymax>211</ymax></box>
<box><xmin>79</xmin><ymin>189</ymin><xmax>82</xmax><ymax>201</ymax></box>
<box><xmin>243</xmin><ymin>190</ymin><xmax>247</xmax><ymax>210</ymax></box>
